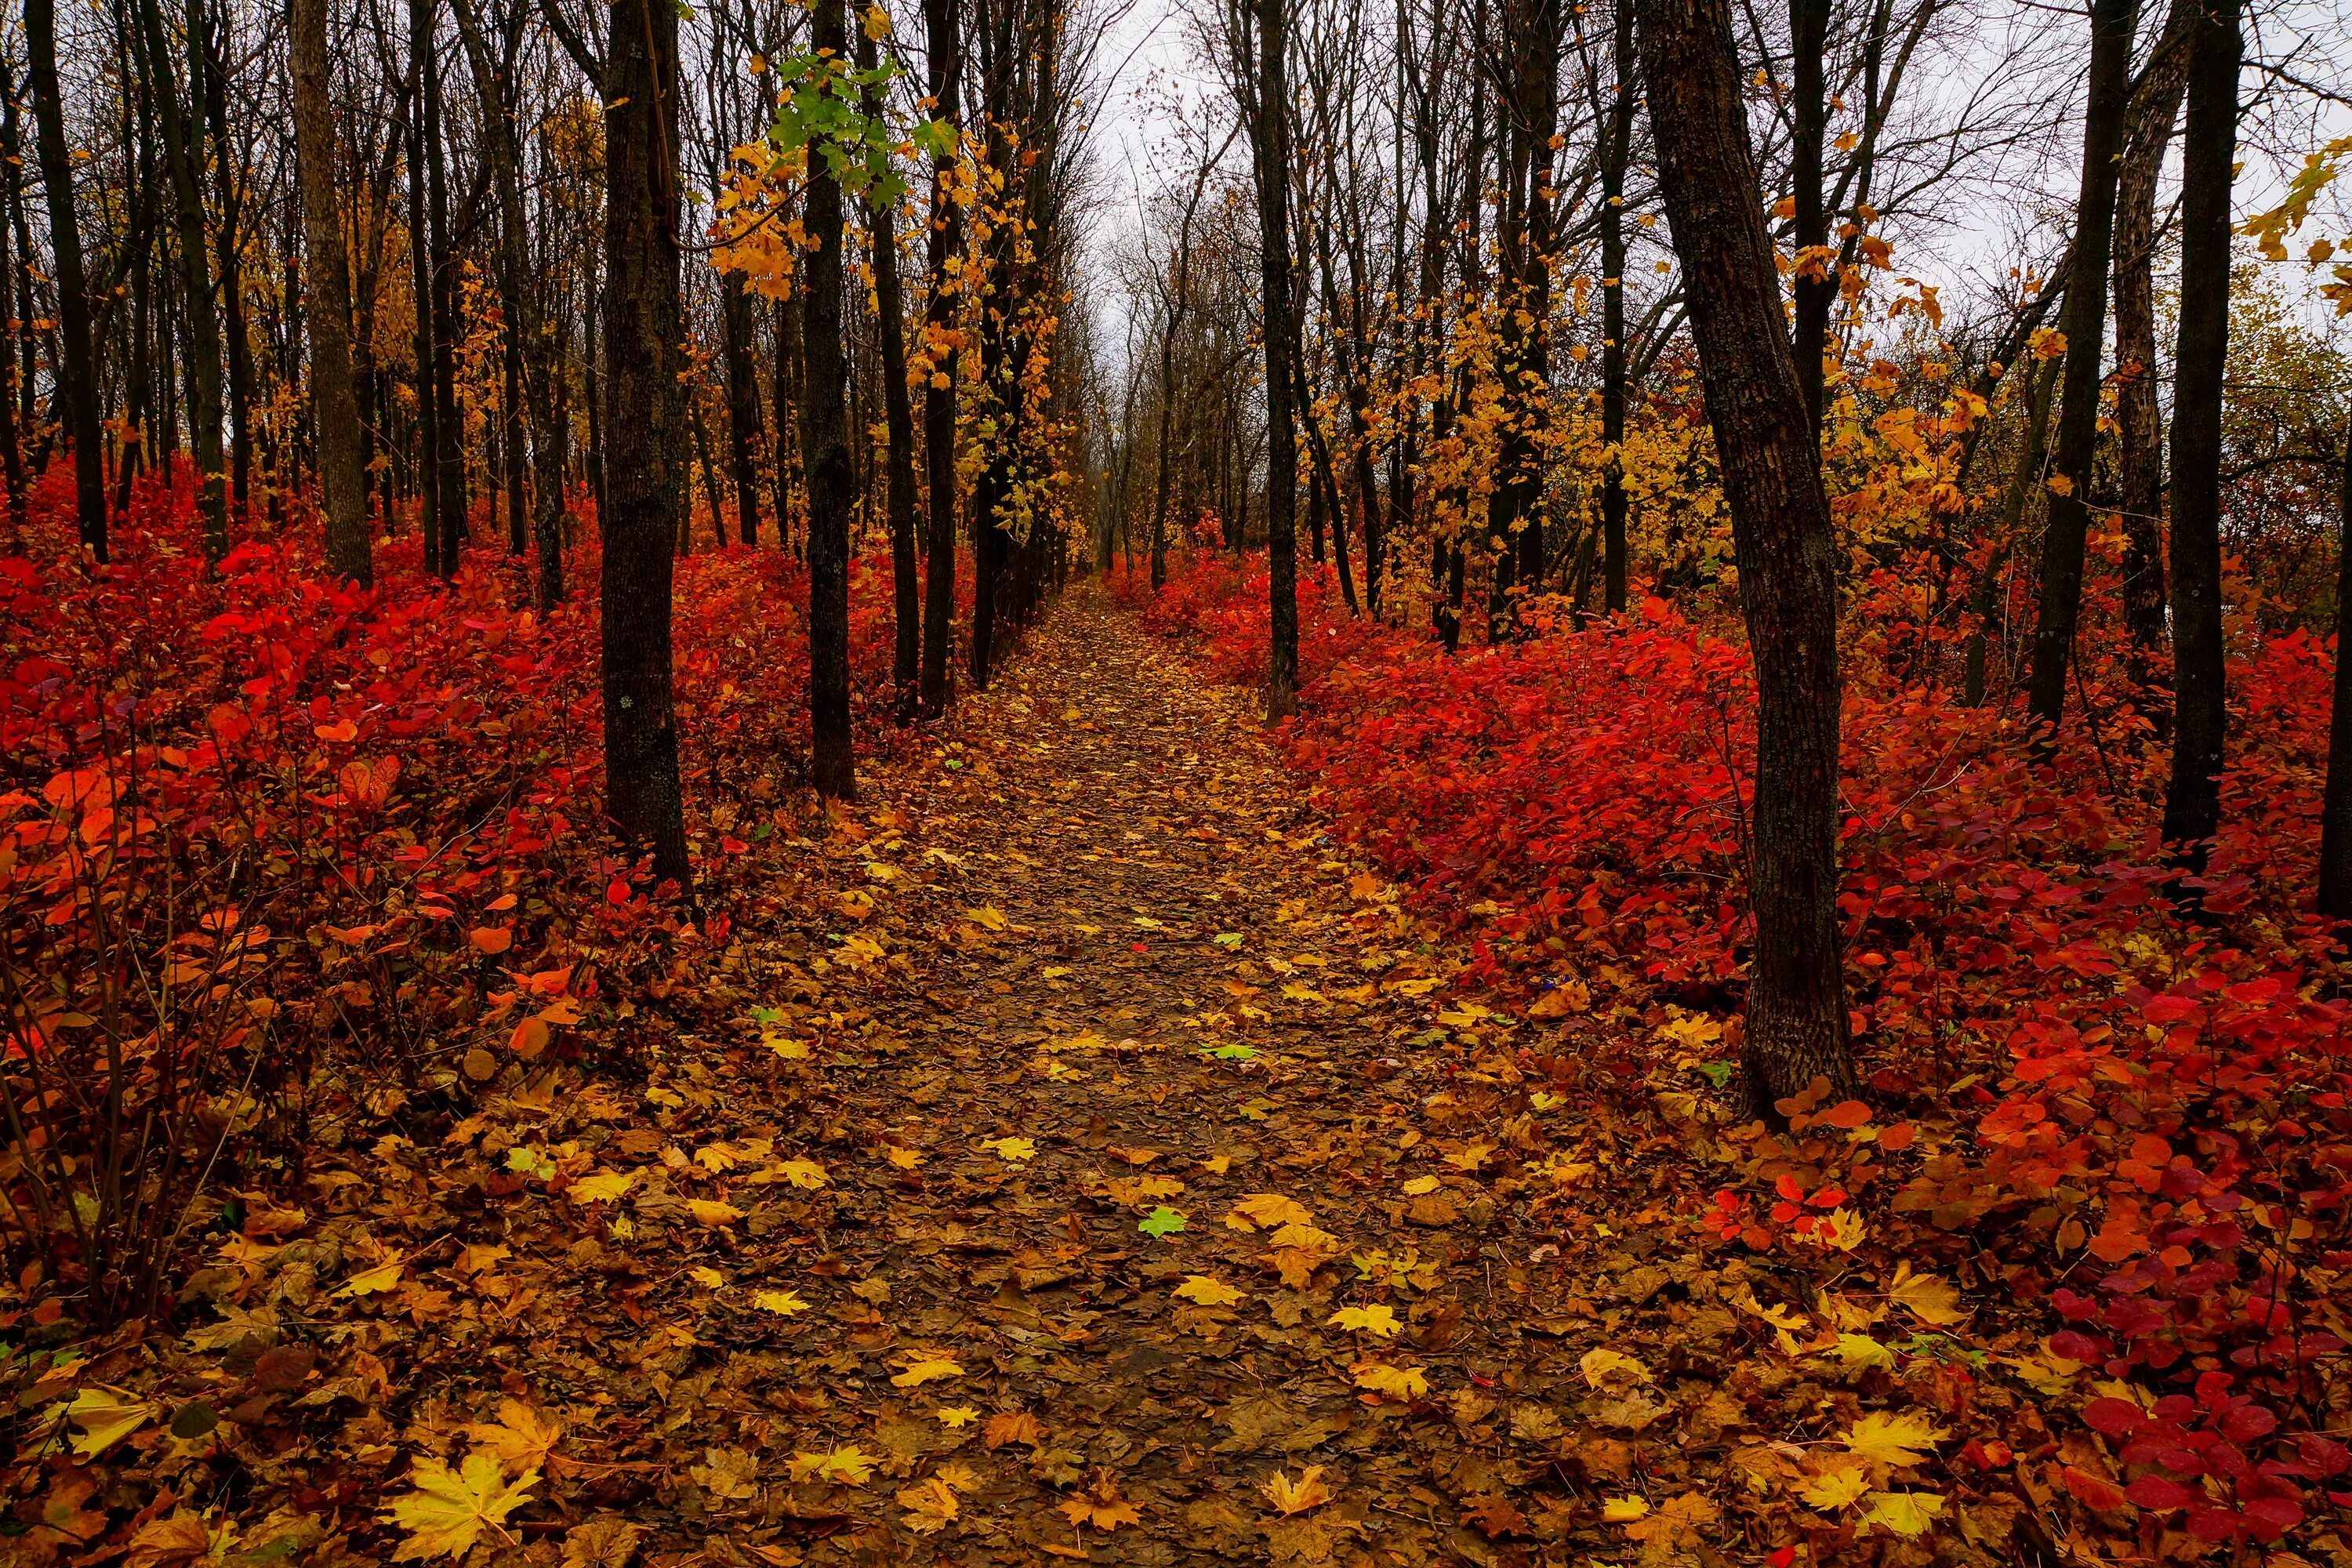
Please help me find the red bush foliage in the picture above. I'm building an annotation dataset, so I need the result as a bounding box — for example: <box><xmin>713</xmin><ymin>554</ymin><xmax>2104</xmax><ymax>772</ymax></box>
<box><xmin>1135</xmin><ymin>547</ymin><xmax>2352</xmax><ymax>1547</ymax></box>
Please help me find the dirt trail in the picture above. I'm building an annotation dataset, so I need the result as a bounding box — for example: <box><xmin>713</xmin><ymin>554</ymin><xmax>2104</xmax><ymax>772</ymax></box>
<box><xmin>383</xmin><ymin>598</ymin><xmax>1636</xmax><ymax>1568</ymax></box>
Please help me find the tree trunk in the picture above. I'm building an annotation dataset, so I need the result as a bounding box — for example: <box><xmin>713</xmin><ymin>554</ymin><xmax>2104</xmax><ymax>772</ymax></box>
<box><xmin>424</xmin><ymin>16</ymin><xmax>466</xmax><ymax>572</ymax></box>
<box><xmin>136</xmin><ymin>0</ymin><xmax>230</xmax><ymax>561</ymax></box>
<box><xmin>2112</xmin><ymin>0</ymin><xmax>2191</xmax><ymax>660</ymax></box>
<box><xmin>917</xmin><ymin>0</ymin><xmax>961</xmax><ymax>714</ymax></box>
<box><xmin>858</xmin><ymin>27</ymin><xmax>920</xmax><ymax>706</ymax></box>
<box><xmin>1788</xmin><ymin>0</ymin><xmax>1831</xmax><ymax>431</ymax></box>
<box><xmin>800</xmin><ymin>0</ymin><xmax>857</xmax><ymax>799</ymax></box>
<box><xmin>1635</xmin><ymin>0</ymin><xmax>1854</xmax><ymax>1111</ymax></box>
<box><xmin>2024</xmin><ymin>0</ymin><xmax>2138</xmax><ymax>738</ymax></box>
<box><xmin>28</xmin><ymin>0</ymin><xmax>109</xmax><ymax>557</ymax></box>
<box><xmin>1601</xmin><ymin>0</ymin><xmax>1633</xmax><ymax>610</ymax></box>
<box><xmin>407</xmin><ymin>0</ymin><xmax>440</xmax><ymax>566</ymax></box>
<box><xmin>2159</xmin><ymin>0</ymin><xmax>2238</xmax><ymax>869</ymax></box>
<box><xmin>601</xmin><ymin>0</ymin><xmax>691</xmax><ymax>884</ymax></box>
<box><xmin>2320</xmin><ymin>424</ymin><xmax>2352</xmax><ymax>918</ymax></box>
<box><xmin>720</xmin><ymin>271</ymin><xmax>764</xmax><ymax>544</ymax></box>
<box><xmin>1250</xmin><ymin>0</ymin><xmax>1301</xmax><ymax>719</ymax></box>
<box><xmin>291</xmin><ymin>0</ymin><xmax>372</xmax><ymax>583</ymax></box>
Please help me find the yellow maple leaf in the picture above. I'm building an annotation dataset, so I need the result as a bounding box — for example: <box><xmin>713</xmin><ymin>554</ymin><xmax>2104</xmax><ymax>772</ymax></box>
<box><xmin>935</xmin><ymin>1406</ymin><xmax>980</xmax><ymax>1428</ymax></box>
<box><xmin>568</xmin><ymin>1171</ymin><xmax>634</xmax><ymax>1204</ymax></box>
<box><xmin>1350</xmin><ymin>1361</ymin><xmax>1428</xmax><ymax>1399</ymax></box>
<box><xmin>1824</xmin><ymin>1334</ymin><xmax>1897</xmax><ymax>1374</ymax></box>
<box><xmin>882</xmin><ymin>1145</ymin><xmax>924</xmax><ymax>1169</ymax></box>
<box><xmin>775</xmin><ymin>1159</ymin><xmax>827</xmax><ymax>1189</ymax></box>
<box><xmin>1225</xmin><ymin>1192</ymin><xmax>1314</xmax><ymax>1230</ymax></box>
<box><xmin>1798</xmin><ymin>1465</ymin><xmax>1872</xmax><ymax>1512</ymax></box>
<box><xmin>337</xmin><ymin>1251</ymin><xmax>408</xmax><ymax>1297</ymax></box>
<box><xmin>1887</xmin><ymin>1262</ymin><xmax>1966</xmax><ymax>1327</ymax></box>
<box><xmin>752</xmin><ymin>1287</ymin><xmax>808</xmax><ymax>1316</ymax></box>
<box><xmin>385</xmin><ymin>1453</ymin><xmax>538</xmax><ymax>1561</ymax></box>
<box><xmin>1580</xmin><ymin>1348</ymin><xmax>1652</xmax><ymax>1393</ymax></box>
<box><xmin>1058</xmin><ymin>1495</ymin><xmax>1141</xmax><ymax>1531</ymax></box>
<box><xmin>688</xmin><ymin>1265</ymin><xmax>725</xmax><ymax>1288</ymax></box>
<box><xmin>1601</xmin><ymin>1496</ymin><xmax>1652</xmax><ymax>1523</ymax></box>
<box><xmin>463</xmin><ymin>1399</ymin><xmax>562</xmax><ymax>1475</ymax></box>
<box><xmin>960</xmin><ymin>905</ymin><xmax>1007</xmax><ymax>931</ymax></box>
<box><xmin>890</xmin><ymin>1354</ymin><xmax>964</xmax><ymax>1388</ymax></box>
<box><xmin>978</xmin><ymin>1137</ymin><xmax>1036</xmax><ymax>1163</ymax></box>
<box><xmin>1841</xmin><ymin>1410</ymin><xmax>1948</xmax><ymax>1471</ymax></box>
<box><xmin>1174</xmin><ymin>1276</ymin><xmax>1244</xmax><ymax>1307</ymax></box>
<box><xmin>1327</xmin><ymin>1304</ymin><xmax>1401</xmax><ymax>1338</ymax></box>
<box><xmin>787</xmin><ymin>1446</ymin><xmax>872</xmax><ymax>1484</ymax></box>
<box><xmin>1859</xmin><ymin>1490</ymin><xmax>1946</xmax><ymax>1537</ymax></box>
<box><xmin>1400</xmin><ymin>1174</ymin><xmax>1443</xmax><ymax>1196</ymax></box>
<box><xmin>687</xmin><ymin>1200</ymin><xmax>745</xmax><ymax>1227</ymax></box>
<box><xmin>1260</xmin><ymin>1465</ymin><xmax>1333</xmax><ymax>1516</ymax></box>
<box><xmin>896</xmin><ymin>1478</ymin><xmax>959</xmax><ymax>1534</ymax></box>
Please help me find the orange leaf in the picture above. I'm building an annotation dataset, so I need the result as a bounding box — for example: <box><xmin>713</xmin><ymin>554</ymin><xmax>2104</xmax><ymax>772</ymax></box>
<box><xmin>469</xmin><ymin>926</ymin><xmax>514</xmax><ymax>955</ymax></box>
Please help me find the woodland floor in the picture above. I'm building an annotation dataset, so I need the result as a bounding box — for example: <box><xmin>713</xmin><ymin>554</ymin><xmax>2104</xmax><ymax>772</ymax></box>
<box><xmin>93</xmin><ymin>596</ymin><xmax>1770</xmax><ymax>1568</ymax></box>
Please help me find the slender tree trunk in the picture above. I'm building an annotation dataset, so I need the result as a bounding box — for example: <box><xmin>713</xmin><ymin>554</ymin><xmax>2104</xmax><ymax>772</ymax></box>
<box><xmin>720</xmin><ymin>271</ymin><xmax>764</xmax><ymax>544</ymax></box>
<box><xmin>2024</xmin><ymin>0</ymin><xmax>2139</xmax><ymax>738</ymax></box>
<box><xmin>424</xmin><ymin>18</ymin><xmax>465</xmax><ymax>571</ymax></box>
<box><xmin>2112</xmin><ymin>0</ymin><xmax>2191</xmax><ymax>660</ymax></box>
<box><xmin>1636</xmin><ymin>0</ymin><xmax>1853</xmax><ymax>1110</ymax></box>
<box><xmin>601</xmin><ymin>0</ymin><xmax>691</xmax><ymax>884</ymax></box>
<box><xmin>1788</xmin><ymin>0</ymin><xmax>1831</xmax><ymax>431</ymax></box>
<box><xmin>917</xmin><ymin>0</ymin><xmax>960</xmax><ymax>711</ymax></box>
<box><xmin>858</xmin><ymin>27</ymin><xmax>920</xmax><ymax>706</ymax></box>
<box><xmin>1250</xmin><ymin>0</ymin><xmax>1301</xmax><ymax>718</ymax></box>
<box><xmin>1963</xmin><ymin>356</ymin><xmax>2057</xmax><ymax>706</ymax></box>
<box><xmin>200</xmin><ymin>21</ymin><xmax>253</xmax><ymax>520</ymax></box>
<box><xmin>1602</xmin><ymin>0</ymin><xmax>1633</xmax><ymax>610</ymax></box>
<box><xmin>801</xmin><ymin>0</ymin><xmax>857</xmax><ymax>798</ymax></box>
<box><xmin>27</xmin><ymin>0</ymin><xmax>108</xmax><ymax>557</ymax></box>
<box><xmin>292</xmin><ymin>0</ymin><xmax>372</xmax><ymax>583</ymax></box>
<box><xmin>2320</xmin><ymin>425</ymin><xmax>2352</xmax><ymax>918</ymax></box>
<box><xmin>2159</xmin><ymin>0</ymin><xmax>2238</xmax><ymax>869</ymax></box>
<box><xmin>136</xmin><ymin>0</ymin><xmax>229</xmax><ymax>561</ymax></box>
<box><xmin>407</xmin><ymin>0</ymin><xmax>440</xmax><ymax>566</ymax></box>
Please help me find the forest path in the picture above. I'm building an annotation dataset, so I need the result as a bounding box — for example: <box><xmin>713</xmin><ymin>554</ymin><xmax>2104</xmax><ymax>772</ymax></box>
<box><xmin>662</xmin><ymin>595</ymin><xmax>1595</xmax><ymax>1566</ymax></box>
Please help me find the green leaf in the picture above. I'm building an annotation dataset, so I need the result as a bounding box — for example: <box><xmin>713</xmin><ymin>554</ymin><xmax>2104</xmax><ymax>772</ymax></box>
<box><xmin>1138</xmin><ymin>1207</ymin><xmax>1187</xmax><ymax>1238</ymax></box>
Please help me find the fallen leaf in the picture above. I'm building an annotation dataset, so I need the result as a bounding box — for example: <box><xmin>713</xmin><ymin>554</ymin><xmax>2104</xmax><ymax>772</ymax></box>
<box><xmin>1174</xmin><ymin>1275</ymin><xmax>1244</xmax><ymax>1306</ymax></box>
<box><xmin>1327</xmin><ymin>1304</ymin><xmax>1401</xmax><ymax>1338</ymax></box>
<box><xmin>384</xmin><ymin>1453</ymin><xmax>538</xmax><ymax>1561</ymax></box>
<box><xmin>891</xmin><ymin>1354</ymin><xmax>964</xmax><ymax>1388</ymax></box>
<box><xmin>1260</xmin><ymin>1465</ymin><xmax>1333</xmax><ymax>1516</ymax></box>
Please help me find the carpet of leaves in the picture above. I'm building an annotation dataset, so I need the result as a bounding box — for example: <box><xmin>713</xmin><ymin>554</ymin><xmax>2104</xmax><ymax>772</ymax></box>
<box><xmin>1120</xmin><ymin>550</ymin><xmax>2352</xmax><ymax>1566</ymax></box>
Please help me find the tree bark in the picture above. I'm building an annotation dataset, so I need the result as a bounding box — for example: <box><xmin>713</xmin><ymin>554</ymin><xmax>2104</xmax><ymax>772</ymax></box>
<box><xmin>858</xmin><ymin>27</ymin><xmax>920</xmax><ymax>706</ymax></box>
<box><xmin>136</xmin><ymin>0</ymin><xmax>230</xmax><ymax>561</ymax></box>
<box><xmin>2320</xmin><ymin>423</ymin><xmax>2352</xmax><ymax>918</ymax></box>
<box><xmin>2111</xmin><ymin>0</ymin><xmax>2191</xmax><ymax>659</ymax></box>
<box><xmin>27</xmin><ymin>0</ymin><xmax>107</xmax><ymax>557</ymax></box>
<box><xmin>2024</xmin><ymin>0</ymin><xmax>2138</xmax><ymax>738</ymax></box>
<box><xmin>800</xmin><ymin>0</ymin><xmax>857</xmax><ymax>798</ymax></box>
<box><xmin>917</xmin><ymin>0</ymin><xmax>961</xmax><ymax>714</ymax></box>
<box><xmin>2159</xmin><ymin>0</ymin><xmax>2238</xmax><ymax>869</ymax></box>
<box><xmin>1601</xmin><ymin>0</ymin><xmax>1634</xmax><ymax>612</ymax></box>
<box><xmin>720</xmin><ymin>271</ymin><xmax>764</xmax><ymax>545</ymax></box>
<box><xmin>1249</xmin><ymin>0</ymin><xmax>1300</xmax><ymax>719</ymax></box>
<box><xmin>1788</xmin><ymin>0</ymin><xmax>1832</xmax><ymax>431</ymax></box>
<box><xmin>1635</xmin><ymin>0</ymin><xmax>1853</xmax><ymax>1111</ymax></box>
<box><xmin>601</xmin><ymin>0</ymin><xmax>691</xmax><ymax>883</ymax></box>
<box><xmin>291</xmin><ymin>0</ymin><xmax>372</xmax><ymax>583</ymax></box>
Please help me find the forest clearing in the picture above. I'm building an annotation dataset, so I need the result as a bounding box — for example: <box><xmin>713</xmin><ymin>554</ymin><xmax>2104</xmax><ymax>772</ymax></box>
<box><xmin>3</xmin><ymin>0</ymin><xmax>2352</xmax><ymax>1561</ymax></box>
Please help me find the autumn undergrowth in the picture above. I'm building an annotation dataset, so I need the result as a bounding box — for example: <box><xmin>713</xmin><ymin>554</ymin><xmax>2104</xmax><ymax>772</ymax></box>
<box><xmin>1121</xmin><ymin>546</ymin><xmax>2352</xmax><ymax>1553</ymax></box>
<box><xmin>0</xmin><ymin>463</ymin><xmax>932</xmax><ymax>1342</ymax></box>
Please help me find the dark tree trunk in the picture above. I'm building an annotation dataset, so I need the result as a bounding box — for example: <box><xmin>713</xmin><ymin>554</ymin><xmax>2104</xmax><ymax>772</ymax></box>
<box><xmin>28</xmin><ymin>0</ymin><xmax>109</xmax><ymax>557</ymax></box>
<box><xmin>2158</xmin><ymin>0</ymin><xmax>2238</xmax><ymax>869</ymax></box>
<box><xmin>2112</xmin><ymin>0</ymin><xmax>2190</xmax><ymax>664</ymax></box>
<box><xmin>407</xmin><ymin>0</ymin><xmax>440</xmax><ymax>565</ymax></box>
<box><xmin>1636</xmin><ymin>0</ymin><xmax>1854</xmax><ymax>1110</ymax></box>
<box><xmin>137</xmin><ymin>0</ymin><xmax>229</xmax><ymax>561</ymax></box>
<box><xmin>1250</xmin><ymin>0</ymin><xmax>1300</xmax><ymax>717</ymax></box>
<box><xmin>858</xmin><ymin>27</ymin><xmax>920</xmax><ymax>706</ymax></box>
<box><xmin>2321</xmin><ymin>426</ymin><xmax>2352</xmax><ymax>919</ymax></box>
<box><xmin>917</xmin><ymin>0</ymin><xmax>961</xmax><ymax>714</ymax></box>
<box><xmin>1600</xmin><ymin>0</ymin><xmax>1633</xmax><ymax>611</ymax></box>
<box><xmin>800</xmin><ymin>0</ymin><xmax>856</xmax><ymax>798</ymax></box>
<box><xmin>424</xmin><ymin>19</ymin><xmax>466</xmax><ymax>572</ymax></box>
<box><xmin>2024</xmin><ymin>0</ymin><xmax>2138</xmax><ymax>738</ymax></box>
<box><xmin>720</xmin><ymin>271</ymin><xmax>764</xmax><ymax>545</ymax></box>
<box><xmin>292</xmin><ymin>0</ymin><xmax>372</xmax><ymax>583</ymax></box>
<box><xmin>1788</xmin><ymin>0</ymin><xmax>1831</xmax><ymax>431</ymax></box>
<box><xmin>601</xmin><ymin>0</ymin><xmax>691</xmax><ymax>884</ymax></box>
<box><xmin>199</xmin><ymin>20</ymin><xmax>253</xmax><ymax>520</ymax></box>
